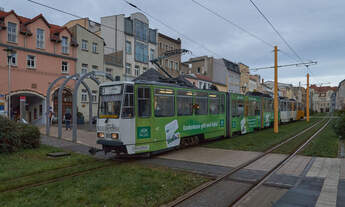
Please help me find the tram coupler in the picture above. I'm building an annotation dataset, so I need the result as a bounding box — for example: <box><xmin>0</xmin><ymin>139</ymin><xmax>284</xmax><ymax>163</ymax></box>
<box><xmin>89</xmin><ymin>147</ymin><xmax>103</xmax><ymax>155</ymax></box>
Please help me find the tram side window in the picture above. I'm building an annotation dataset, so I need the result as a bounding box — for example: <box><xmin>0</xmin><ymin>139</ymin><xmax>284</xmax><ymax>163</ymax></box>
<box><xmin>122</xmin><ymin>85</ymin><xmax>134</xmax><ymax>118</ymax></box>
<box><xmin>219</xmin><ymin>94</ymin><xmax>225</xmax><ymax>114</ymax></box>
<box><xmin>248</xmin><ymin>100</ymin><xmax>255</xmax><ymax>116</ymax></box>
<box><xmin>137</xmin><ymin>87</ymin><xmax>151</xmax><ymax>117</ymax></box>
<box><xmin>154</xmin><ymin>88</ymin><xmax>175</xmax><ymax>117</ymax></box>
<box><xmin>195</xmin><ymin>92</ymin><xmax>208</xmax><ymax>115</ymax></box>
<box><xmin>255</xmin><ymin>100</ymin><xmax>260</xmax><ymax>115</ymax></box>
<box><xmin>177</xmin><ymin>90</ymin><xmax>193</xmax><ymax>116</ymax></box>
<box><xmin>209</xmin><ymin>94</ymin><xmax>220</xmax><ymax>115</ymax></box>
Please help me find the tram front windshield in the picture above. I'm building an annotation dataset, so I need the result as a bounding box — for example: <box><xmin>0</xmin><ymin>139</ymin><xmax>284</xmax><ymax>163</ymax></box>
<box><xmin>99</xmin><ymin>85</ymin><xmax>123</xmax><ymax>118</ymax></box>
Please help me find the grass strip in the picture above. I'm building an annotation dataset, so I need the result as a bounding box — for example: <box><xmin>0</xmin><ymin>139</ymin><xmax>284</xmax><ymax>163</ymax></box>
<box><xmin>204</xmin><ymin>118</ymin><xmax>320</xmax><ymax>152</ymax></box>
<box><xmin>0</xmin><ymin>163</ymin><xmax>208</xmax><ymax>207</ymax></box>
<box><xmin>301</xmin><ymin>119</ymin><xmax>339</xmax><ymax>158</ymax></box>
<box><xmin>0</xmin><ymin>145</ymin><xmax>95</xmax><ymax>181</ymax></box>
<box><xmin>273</xmin><ymin>119</ymin><xmax>328</xmax><ymax>154</ymax></box>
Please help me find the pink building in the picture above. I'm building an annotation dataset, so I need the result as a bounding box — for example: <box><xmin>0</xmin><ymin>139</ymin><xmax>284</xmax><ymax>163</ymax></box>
<box><xmin>0</xmin><ymin>10</ymin><xmax>78</xmax><ymax>124</ymax></box>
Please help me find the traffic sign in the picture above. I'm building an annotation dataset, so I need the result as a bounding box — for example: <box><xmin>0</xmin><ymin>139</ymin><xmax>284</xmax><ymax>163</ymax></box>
<box><xmin>20</xmin><ymin>96</ymin><xmax>26</xmax><ymax>101</ymax></box>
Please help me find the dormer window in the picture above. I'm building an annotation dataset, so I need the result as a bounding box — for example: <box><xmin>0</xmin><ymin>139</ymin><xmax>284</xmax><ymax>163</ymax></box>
<box><xmin>62</xmin><ymin>36</ymin><xmax>68</xmax><ymax>54</ymax></box>
<box><xmin>7</xmin><ymin>22</ymin><xmax>17</xmax><ymax>43</ymax></box>
<box><xmin>36</xmin><ymin>29</ymin><xmax>45</xmax><ymax>49</ymax></box>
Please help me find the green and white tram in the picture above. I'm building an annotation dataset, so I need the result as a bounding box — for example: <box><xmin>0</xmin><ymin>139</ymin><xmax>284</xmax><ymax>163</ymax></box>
<box><xmin>96</xmin><ymin>80</ymin><xmax>284</xmax><ymax>155</ymax></box>
<box><xmin>96</xmin><ymin>80</ymin><xmax>227</xmax><ymax>155</ymax></box>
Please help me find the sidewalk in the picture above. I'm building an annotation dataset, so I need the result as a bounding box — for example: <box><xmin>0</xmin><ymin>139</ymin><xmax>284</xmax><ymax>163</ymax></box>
<box><xmin>40</xmin><ymin>135</ymin><xmax>112</xmax><ymax>159</ymax></box>
<box><xmin>40</xmin><ymin>126</ymin><xmax>100</xmax><ymax>149</ymax></box>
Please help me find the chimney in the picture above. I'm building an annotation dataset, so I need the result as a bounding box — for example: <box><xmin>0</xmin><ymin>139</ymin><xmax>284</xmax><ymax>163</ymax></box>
<box><xmin>262</xmin><ymin>78</ymin><xmax>264</xmax><ymax>84</ymax></box>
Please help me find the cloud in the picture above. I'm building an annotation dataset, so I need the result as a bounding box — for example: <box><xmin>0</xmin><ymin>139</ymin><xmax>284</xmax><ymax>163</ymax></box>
<box><xmin>4</xmin><ymin>0</ymin><xmax>345</xmax><ymax>86</ymax></box>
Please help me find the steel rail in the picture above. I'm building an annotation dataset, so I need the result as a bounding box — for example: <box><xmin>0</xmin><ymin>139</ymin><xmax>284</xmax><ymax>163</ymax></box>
<box><xmin>165</xmin><ymin>119</ymin><xmax>324</xmax><ymax>207</ymax></box>
<box><xmin>231</xmin><ymin>118</ymin><xmax>330</xmax><ymax>206</ymax></box>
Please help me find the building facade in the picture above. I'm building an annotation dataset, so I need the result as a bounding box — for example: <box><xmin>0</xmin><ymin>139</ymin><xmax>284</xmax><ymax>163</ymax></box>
<box><xmin>239</xmin><ymin>63</ymin><xmax>249</xmax><ymax>94</ymax></box>
<box><xmin>100</xmin><ymin>12</ymin><xmax>158</xmax><ymax>81</ymax></box>
<box><xmin>310</xmin><ymin>85</ymin><xmax>337</xmax><ymax>113</ymax></box>
<box><xmin>0</xmin><ymin>10</ymin><xmax>77</xmax><ymax>124</ymax></box>
<box><xmin>336</xmin><ymin>79</ymin><xmax>345</xmax><ymax>110</ymax></box>
<box><xmin>181</xmin><ymin>56</ymin><xmax>230</xmax><ymax>92</ymax></box>
<box><xmin>222</xmin><ymin>59</ymin><xmax>241</xmax><ymax>94</ymax></box>
<box><xmin>67</xmin><ymin>24</ymin><xmax>105</xmax><ymax>121</ymax></box>
<box><xmin>157</xmin><ymin>33</ymin><xmax>181</xmax><ymax>77</ymax></box>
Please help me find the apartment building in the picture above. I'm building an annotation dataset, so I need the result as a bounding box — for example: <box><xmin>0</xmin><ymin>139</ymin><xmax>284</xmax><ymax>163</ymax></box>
<box><xmin>310</xmin><ymin>85</ymin><xmax>337</xmax><ymax>113</ymax></box>
<box><xmin>336</xmin><ymin>79</ymin><xmax>345</xmax><ymax>110</ymax></box>
<box><xmin>223</xmin><ymin>59</ymin><xmax>241</xmax><ymax>94</ymax></box>
<box><xmin>239</xmin><ymin>63</ymin><xmax>249</xmax><ymax>94</ymax></box>
<box><xmin>66</xmin><ymin>24</ymin><xmax>105</xmax><ymax>121</ymax></box>
<box><xmin>181</xmin><ymin>56</ymin><xmax>228</xmax><ymax>92</ymax></box>
<box><xmin>100</xmin><ymin>12</ymin><xmax>158</xmax><ymax>81</ymax></box>
<box><xmin>0</xmin><ymin>10</ymin><xmax>77</xmax><ymax>124</ymax></box>
<box><xmin>157</xmin><ymin>33</ymin><xmax>181</xmax><ymax>77</ymax></box>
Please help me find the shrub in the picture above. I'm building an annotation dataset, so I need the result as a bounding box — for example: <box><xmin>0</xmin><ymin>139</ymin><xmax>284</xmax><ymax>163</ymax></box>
<box><xmin>334</xmin><ymin>113</ymin><xmax>345</xmax><ymax>140</ymax></box>
<box><xmin>0</xmin><ymin>116</ymin><xmax>40</xmax><ymax>153</ymax></box>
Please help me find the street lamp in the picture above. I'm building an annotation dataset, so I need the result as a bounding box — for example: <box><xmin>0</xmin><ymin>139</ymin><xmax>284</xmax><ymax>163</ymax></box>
<box><xmin>3</xmin><ymin>47</ymin><xmax>15</xmax><ymax>120</ymax></box>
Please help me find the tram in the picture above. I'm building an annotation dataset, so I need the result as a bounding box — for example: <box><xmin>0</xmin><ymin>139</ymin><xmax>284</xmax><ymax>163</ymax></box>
<box><xmin>96</xmin><ymin>80</ymin><xmax>301</xmax><ymax>155</ymax></box>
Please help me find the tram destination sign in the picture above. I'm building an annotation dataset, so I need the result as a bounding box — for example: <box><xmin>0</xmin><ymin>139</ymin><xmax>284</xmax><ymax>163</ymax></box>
<box><xmin>102</xmin><ymin>85</ymin><xmax>122</xmax><ymax>95</ymax></box>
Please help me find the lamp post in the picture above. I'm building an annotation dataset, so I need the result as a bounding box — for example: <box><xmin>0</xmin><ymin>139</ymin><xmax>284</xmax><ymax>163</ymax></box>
<box><xmin>3</xmin><ymin>47</ymin><xmax>15</xmax><ymax>120</ymax></box>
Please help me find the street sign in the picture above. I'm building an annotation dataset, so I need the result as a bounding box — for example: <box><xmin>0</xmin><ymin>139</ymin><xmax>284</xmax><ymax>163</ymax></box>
<box><xmin>20</xmin><ymin>96</ymin><xmax>26</xmax><ymax>101</ymax></box>
<box><xmin>0</xmin><ymin>94</ymin><xmax>4</xmax><ymax>98</ymax></box>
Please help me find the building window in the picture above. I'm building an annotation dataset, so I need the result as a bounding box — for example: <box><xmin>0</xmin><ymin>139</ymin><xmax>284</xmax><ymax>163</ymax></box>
<box><xmin>134</xmin><ymin>19</ymin><xmax>148</xmax><ymax>42</ymax></box>
<box><xmin>165</xmin><ymin>45</ymin><xmax>168</xmax><ymax>51</ymax></box>
<box><xmin>81</xmin><ymin>40</ymin><xmax>88</xmax><ymax>50</ymax></box>
<box><xmin>115</xmin><ymin>76</ymin><xmax>121</xmax><ymax>81</ymax></box>
<box><xmin>62</xmin><ymin>61</ymin><xmax>68</xmax><ymax>73</ymax></box>
<box><xmin>197</xmin><ymin>67</ymin><xmax>201</xmax><ymax>73</ymax></box>
<box><xmin>7</xmin><ymin>22</ymin><xmax>17</xmax><ymax>43</ymax></box>
<box><xmin>143</xmin><ymin>67</ymin><xmax>147</xmax><ymax>72</ymax></box>
<box><xmin>62</xmin><ymin>37</ymin><xmax>68</xmax><ymax>54</ymax></box>
<box><xmin>92</xmin><ymin>90</ymin><xmax>97</xmax><ymax>103</ymax></box>
<box><xmin>150</xmin><ymin>48</ymin><xmax>155</xmax><ymax>60</ymax></box>
<box><xmin>125</xmin><ymin>63</ymin><xmax>131</xmax><ymax>74</ymax></box>
<box><xmin>126</xmin><ymin>41</ymin><xmax>131</xmax><ymax>54</ymax></box>
<box><xmin>135</xmin><ymin>65</ymin><xmax>140</xmax><ymax>77</ymax></box>
<box><xmin>135</xmin><ymin>41</ymin><xmax>148</xmax><ymax>63</ymax></box>
<box><xmin>169</xmin><ymin>60</ymin><xmax>173</xmax><ymax>69</ymax></box>
<box><xmin>175</xmin><ymin>62</ymin><xmax>178</xmax><ymax>71</ymax></box>
<box><xmin>27</xmin><ymin>55</ymin><xmax>36</xmax><ymax>68</ymax></box>
<box><xmin>160</xmin><ymin>42</ymin><xmax>162</xmax><ymax>49</ymax></box>
<box><xmin>92</xmin><ymin>65</ymin><xmax>98</xmax><ymax>70</ymax></box>
<box><xmin>81</xmin><ymin>89</ymin><xmax>87</xmax><ymax>102</ymax></box>
<box><xmin>36</xmin><ymin>29</ymin><xmax>45</xmax><ymax>49</ymax></box>
<box><xmin>8</xmin><ymin>53</ymin><xmax>17</xmax><ymax>66</ymax></box>
<box><xmin>92</xmin><ymin>42</ymin><xmax>97</xmax><ymax>53</ymax></box>
<box><xmin>165</xmin><ymin>59</ymin><xmax>168</xmax><ymax>67</ymax></box>
<box><xmin>81</xmin><ymin>63</ymin><xmax>88</xmax><ymax>74</ymax></box>
<box><xmin>106</xmin><ymin>68</ymin><xmax>112</xmax><ymax>76</ymax></box>
<box><xmin>149</xmin><ymin>29</ymin><xmax>156</xmax><ymax>44</ymax></box>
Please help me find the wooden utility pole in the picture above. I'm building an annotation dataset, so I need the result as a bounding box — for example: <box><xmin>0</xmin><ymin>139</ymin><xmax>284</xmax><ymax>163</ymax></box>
<box><xmin>274</xmin><ymin>46</ymin><xmax>279</xmax><ymax>133</ymax></box>
<box><xmin>306</xmin><ymin>73</ymin><xmax>310</xmax><ymax>122</ymax></box>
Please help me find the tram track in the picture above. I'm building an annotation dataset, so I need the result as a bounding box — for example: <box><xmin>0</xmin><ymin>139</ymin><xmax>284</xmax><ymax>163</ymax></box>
<box><xmin>164</xmin><ymin>118</ymin><xmax>329</xmax><ymax>207</ymax></box>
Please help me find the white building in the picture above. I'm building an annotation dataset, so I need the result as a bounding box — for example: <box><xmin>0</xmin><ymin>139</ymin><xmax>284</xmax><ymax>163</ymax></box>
<box><xmin>101</xmin><ymin>12</ymin><xmax>158</xmax><ymax>81</ymax></box>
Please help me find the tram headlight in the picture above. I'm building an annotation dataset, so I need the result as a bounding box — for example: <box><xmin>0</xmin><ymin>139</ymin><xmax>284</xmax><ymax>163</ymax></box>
<box><xmin>97</xmin><ymin>132</ymin><xmax>104</xmax><ymax>138</ymax></box>
<box><xmin>111</xmin><ymin>133</ymin><xmax>119</xmax><ymax>139</ymax></box>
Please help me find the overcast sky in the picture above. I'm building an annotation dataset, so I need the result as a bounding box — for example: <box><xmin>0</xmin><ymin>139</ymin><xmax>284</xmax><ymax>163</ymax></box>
<box><xmin>3</xmin><ymin>0</ymin><xmax>345</xmax><ymax>86</ymax></box>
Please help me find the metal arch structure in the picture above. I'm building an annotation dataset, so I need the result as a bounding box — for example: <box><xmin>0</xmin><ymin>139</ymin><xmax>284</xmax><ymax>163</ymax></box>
<box><xmin>46</xmin><ymin>75</ymin><xmax>67</xmax><ymax>136</ymax></box>
<box><xmin>46</xmin><ymin>75</ymin><xmax>94</xmax><ymax>137</ymax></box>
<box><xmin>72</xmin><ymin>71</ymin><xmax>114</xmax><ymax>142</ymax></box>
<box><xmin>57</xmin><ymin>74</ymin><xmax>79</xmax><ymax>138</ymax></box>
